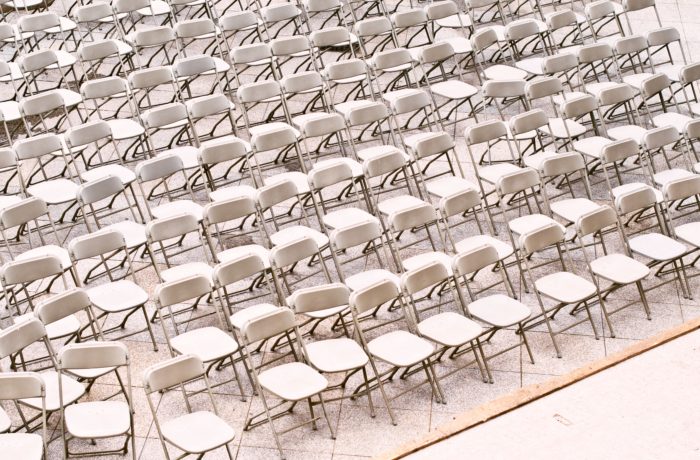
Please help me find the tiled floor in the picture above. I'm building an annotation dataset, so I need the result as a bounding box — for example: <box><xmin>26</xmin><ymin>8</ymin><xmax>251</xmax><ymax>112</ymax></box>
<box><xmin>2</xmin><ymin>0</ymin><xmax>700</xmax><ymax>459</ymax></box>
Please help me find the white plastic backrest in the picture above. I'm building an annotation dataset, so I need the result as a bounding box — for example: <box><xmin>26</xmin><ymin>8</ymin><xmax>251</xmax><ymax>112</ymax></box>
<box><xmin>0</xmin><ymin>254</ymin><xmax>63</xmax><ymax>286</ymax></box>
<box><xmin>389</xmin><ymin>202</ymin><xmax>436</xmax><ymax>232</ymax></box>
<box><xmin>0</xmin><ymin>318</ymin><xmax>47</xmax><ymax>359</ymax></box>
<box><xmin>541</xmin><ymin>151</ymin><xmax>586</xmax><ymax>177</ymax></box>
<box><xmin>256</xmin><ymin>179</ymin><xmax>299</xmax><ymax>210</ymax></box>
<box><xmin>392</xmin><ymin>8</ymin><xmax>427</xmax><ymax>28</ymax></box>
<box><xmin>288</xmin><ymin>282</ymin><xmax>349</xmax><ymax>313</ymax></box>
<box><xmin>330</xmin><ymin>220</ymin><xmax>383</xmax><ymax>250</ymax></box>
<box><xmin>174</xmin><ymin>18</ymin><xmax>215</xmax><ymax>38</ymax></box>
<box><xmin>577</xmin><ymin>42</ymin><xmax>613</xmax><ymax>63</ymax></box>
<box><xmin>413</xmin><ymin>132</ymin><xmax>455</xmax><ymax>159</ymax></box>
<box><xmin>59</xmin><ymin>341</ymin><xmax>129</xmax><ymax>370</ymax></box>
<box><xmin>69</xmin><ymin>228</ymin><xmax>126</xmax><ymax>260</ymax></box>
<box><xmin>576</xmin><ymin>204</ymin><xmax>618</xmax><ymax>237</ymax></box>
<box><xmin>128</xmin><ymin>66</ymin><xmax>174</xmax><ymax>90</ymax></box>
<box><xmin>346</xmin><ymin>101</ymin><xmax>389</xmax><ymax>126</ymax></box>
<box><xmin>199</xmin><ymin>137</ymin><xmax>249</xmax><ymax>165</ymax></box>
<box><xmin>236</xmin><ymin>79</ymin><xmax>279</xmax><ymax>103</ymax></box>
<box><xmin>251</xmin><ymin>126</ymin><xmax>297</xmax><ymax>152</ymax></box>
<box><xmin>349</xmin><ymin>279</ymin><xmax>400</xmax><ymax>315</ymax></box>
<box><xmin>465</xmin><ymin>119</ymin><xmax>508</xmax><ymax>145</ymax></box>
<box><xmin>640</xmin><ymin>73</ymin><xmax>671</xmax><ymax>98</ymax></box>
<box><xmin>424</xmin><ymin>0</ymin><xmax>459</xmax><ymax>20</ymax></box>
<box><xmin>269</xmin><ymin>236</ymin><xmax>319</xmax><ymax>268</ymax></box>
<box><xmin>0</xmin><ymin>148</ymin><xmax>16</xmax><ymax>169</ymax></box>
<box><xmin>482</xmin><ymin>79</ymin><xmax>526</xmax><ymax>98</ymax></box>
<box><xmin>614</xmin><ymin>185</ymin><xmax>657</xmax><ymax>214</ymax></box>
<box><xmin>663</xmin><ymin>175</ymin><xmax>700</xmax><ymax>202</ymax></box>
<box><xmin>601</xmin><ymin>138</ymin><xmax>640</xmax><ymax>164</ymax></box>
<box><xmin>642</xmin><ymin>125</ymin><xmax>679</xmax><ymax>150</ymax></box>
<box><xmin>0</xmin><ymin>196</ymin><xmax>48</xmax><ymax>229</ymax></box>
<box><xmin>213</xmin><ymin>253</ymin><xmax>267</xmax><ymax>287</ymax></box>
<box><xmin>204</xmin><ymin>197</ymin><xmax>257</xmax><ymax>225</ymax></box>
<box><xmin>519</xmin><ymin>222</ymin><xmax>565</xmax><ymax>255</ymax></box>
<box><xmin>526</xmin><ymin>76</ymin><xmax>563</xmax><ymax>100</ymax></box>
<box><xmin>156</xmin><ymin>274</ymin><xmax>212</xmax><ymax>307</ymax></box>
<box><xmin>136</xmin><ymin>154</ymin><xmax>184</xmax><ymax>182</ymax></box>
<box><xmin>301</xmin><ymin>113</ymin><xmax>346</xmax><ymax>138</ymax></box>
<box><xmin>219</xmin><ymin>11</ymin><xmax>258</xmax><ymax>31</ymax></box>
<box><xmin>497</xmin><ymin>168</ymin><xmax>540</xmax><ymax>196</ymax></box>
<box><xmin>354</xmin><ymin>17</ymin><xmax>392</xmax><ymax>37</ymax></box>
<box><xmin>144</xmin><ymin>354</ymin><xmax>204</xmax><ymax>392</ymax></box>
<box><xmin>561</xmin><ymin>94</ymin><xmax>598</xmax><ymax>119</ymax></box>
<box><xmin>401</xmin><ymin>261</ymin><xmax>449</xmax><ymax>295</ymax></box>
<box><xmin>242</xmin><ymin>307</ymin><xmax>296</xmax><ymax>343</ymax></box>
<box><xmin>81</xmin><ymin>76</ymin><xmax>129</xmax><ymax>100</ymax></box>
<box><xmin>597</xmin><ymin>83</ymin><xmax>636</xmax><ymax>106</ymax></box>
<box><xmin>308</xmin><ymin>160</ymin><xmax>354</xmax><ymax>189</ymax></box>
<box><xmin>452</xmin><ymin>244</ymin><xmax>500</xmax><ymax>276</ymax></box>
<box><xmin>439</xmin><ymin>188</ymin><xmax>481</xmax><ymax>217</ymax></box>
<box><xmin>65</xmin><ymin>120</ymin><xmax>112</xmax><ymax>148</ymax></box>
<box><xmin>510</xmin><ymin>109</ymin><xmax>548</xmax><ymax>135</ymax></box>
<box><xmin>309</xmin><ymin>27</ymin><xmax>350</xmax><ymax>48</ymax></box>
<box><xmin>78</xmin><ymin>175</ymin><xmax>124</xmax><ymax>205</ymax></box>
<box><xmin>646</xmin><ymin>26</ymin><xmax>680</xmax><ymax>47</ymax></box>
<box><xmin>141</xmin><ymin>102</ymin><xmax>188</xmax><ymax>129</ymax></box>
<box><xmin>19</xmin><ymin>91</ymin><xmax>65</xmax><ymax>117</ymax></box>
<box><xmin>172</xmin><ymin>55</ymin><xmax>216</xmax><ymax>78</ymax></box>
<box><xmin>78</xmin><ymin>39</ymin><xmax>120</xmax><ymax>61</ymax></box>
<box><xmin>0</xmin><ymin>372</ymin><xmax>44</xmax><ymax>400</ymax></box>
<box><xmin>680</xmin><ymin>62</ymin><xmax>700</xmax><ymax>85</ymax></box>
<box><xmin>133</xmin><ymin>26</ymin><xmax>176</xmax><ymax>48</ymax></box>
<box><xmin>363</xmin><ymin>148</ymin><xmax>406</xmax><ymax>178</ymax></box>
<box><xmin>147</xmin><ymin>213</ymin><xmax>200</xmax><ymax>242</ymax></box>
<box><xmin>36</xmin><ymin>288</ymin><xmax>92</xmax><ymax>326</ymax></box>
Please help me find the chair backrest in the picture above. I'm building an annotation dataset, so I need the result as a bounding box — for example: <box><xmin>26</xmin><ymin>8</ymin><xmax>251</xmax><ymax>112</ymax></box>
<box><xmin>349</xmin><ymin>279</ymin><xmax>400</xmax><ymax>316</ymax></box>
<box><xmin>615</xmin><ymin>185</ymin><xmax>657</xmax><ymax>215</ymax></box>
<box><xmin>576</xmin><ymin>204</ymin><xmax>619</xmax><ymax>237</ymax></box>
<box><xmin>0</xmin><ymin>254</ymin><xmax>63</xmax><ymax>287</ymax></box>
<box><xmin>35</xmin><ymin>288</ymin><xmax>94</xmax><ymax>327</ymax></box>
<box><xmin>241</xmin><ymin>307</ymin><xmax>296</xmax><ymax>344</ymax></box>
<box><xmin>452</xmin><ymin>244</ymin><xmax>501</xmax><ymax>277</ymax></box>
<box><xmin>519</xmin><ymin>222</ymin><xmax>566</xmax><ymax>255</ymax></box>
<box><xmin>401</xmin><ymin>261</ymin><xmax>449</xmax><ymax>295</ymax></box>
<box><xmin>287</xmin><ymin>283</ymin><xmax>349</xmax><ymax>314</ymax></box>
<box><xmin>69</xmin><ymin>228</ymin><xmax>127</xmax><ymax>261</ymax></box>
<box><xmin>212</xmin><ymin>253</ymin><xmax>267</xmax><ymax>288</ymax></box>
<box><xmin>156</xmin><ymin>274</ymin><xmax>212</xmax><ymax>308</ymax></box>
<box><xmin>0</xmin><ymin>317</ymin><xmax>48</xmax><ymax>359</ymax></box>
<box><xmin>663</xmin><ymin>175</ymin><xmax>700</xmax><ymax>202</ymax></box>
<box><xmin>0</xmin><ymin>372</ymin><xmax>44</xmax><ymax>400</ymax></box>
<box><xmin>144</xmin><ymin>354</ymin><xmax>205</xmax><ymax>393</ymax></box>
<box><xmin>58</xmin><ymin>341</ymin><xmax>129</xmax><ymax>370</ymax></box>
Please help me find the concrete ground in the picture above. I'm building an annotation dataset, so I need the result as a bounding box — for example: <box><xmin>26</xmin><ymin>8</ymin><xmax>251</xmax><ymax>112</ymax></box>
<box><xmin>409</xmin><ymin>327</ymin><xmax>700</xmax><ymax>460</ymax></box>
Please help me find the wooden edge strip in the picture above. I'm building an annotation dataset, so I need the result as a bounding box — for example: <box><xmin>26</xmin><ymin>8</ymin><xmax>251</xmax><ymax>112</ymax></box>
<box><xmin>376</xmin><ymin>316</ymin><xmax>700</xmax><ymax>460</ymax></box>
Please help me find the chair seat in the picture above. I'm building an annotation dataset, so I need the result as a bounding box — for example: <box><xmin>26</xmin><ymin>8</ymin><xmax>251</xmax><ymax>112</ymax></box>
<box><xmin>478</xmin><ymin>163</ymin><xmax>521</xmax><ymax>184</ymax></box>
<box><xmin>151</xmin><ymin>200</ymin><xmax>203</xmax><ymax>221</ymax></box>
<box><xmin>426</xmin><ymin>175</ymin><xmax>478</xmax><ymax>199</ymax></box>
<box><xmin>161</xmin><ymin>262</ymin><xmax>213</xmax><ymax>283</ymax></box>
<box><xmin>306</xmin><ymin>338</ymin><xmax>368</xmax><ymax>372</ymax></box>
<box><xmin>137</xmin><ymin>0</ymin><xmax>171</xmax><ymax>15</ymax></box>
<box><xmin>270</xmin><ymin>225</ymin><xmax>329</xmax><ymax>248</ymax></box>
<box><xmin>628</xmin><ymin>233</ymin><xmax>687</xmax><ymax>261</ymax></box>
<box><xmin>535</xmin><ymin>272</ymin><xmax>597</xmax><ymax>304</ymax></box>
<box><xmin>14</xmin><ymin>312</ymin><xmax>79</xmax><ymax>340</ymax></box>
<box><xmin>249</xmin><ymin>122</ymin><xmax>301</xmax><ymax>140</ymax></box>
<box><xmin>523</xmin><ymin>150</ymin><xmax>559</xmax><ymax>170</ymax></box>
<box><xmin>509</xmin><ymin>213</ymin><xmax>562</xmax><ymax>236</ymax></box>
<box><xmin>436</xmin><ymin>36</ymin><xmax>473</xmax><ymax>55</ymax></box>
<box><xmin>217</xmin><ymin>244</ymin><xmax>270</xmax><ymax>268</ymax></box>
<box><xmin>468</xmin><ymin>294</ymin><xmax>531</xmax><ymax>328</ymax></box>
<box><xmin>658</xmin><ymin>63</ymin><xmax>684</xmax><ymax>82</ymax></box>
<box><xmin>550</xmin><ymin>198</ymin><xmax>601</xmax><ymax>223</ymax></box>
<box><xmin>652</xmin><ymin>112</ymin><xmax>692</xmax><ymax>133</ymax></box>
<box><xmin>430</xmin><ymin>79</ymin><xmax>479</xmax><ymax>100</ymax></box>
<box><xmin>0</xmin><ymin>433</ymin><xmax>43</xmax><ymax>460</ymax></box>
<box><xmin>209</xmin><ymin>185</ymin><xmax>257</xmax><ymax>202</ymax></box>
<box><xmin>483</xmin><ymin>64</ymin><xmax>528</xmax><ymax>81</ymax></box>
<box><xmin>88</xmin><ymin>279</ymin><xmax>148</xmax><ymax>313</ymax></box>
<box><xmin>65</xmin><ymin>401</ymin><xmax>131</xmax><ymax>439</ymax></box>
<box><xmin>622</xmin><ymin>73</ymin><xmax>655</xmax><ymax>89</ymax></box>
<box><xmin>258</xmin><ymin>362</ymin><xmax>328</xmax><ymax>401</ymax></box>
<box><xmin>418</xmin><ymin>311</ymin><xmax>482</xmax><ymax>347</ymax></box>
<box><xmin>402</xmin><ymin>251</ymin><xmax>453</xmax><ymax>275</ymax></box>
<box><xmin>264</xmin><ymin>171</ymin><xmax>310</xmax><ymax>194</ymax></box>
<box><xmin>171</xmin><ymin>327</ymin><xmax>240</xmax><ymax>362</ymax></box>
<box><xmin>382</xmin><ymin>88</ymin><xmax>424</xmax><ymax>105</ymax></box>
<box><xmin>377</xmin><ymin>194</ymin><xmax>427</xmax><ymax>216</ymax></box>
<box><xmin>323</xmin><ymin>207</ymin><xmax>378</xmax><ymax>230</ymax></box>
<box><xmin>107</xmin><ymin>118</ymin><xmax>145</xmax><ymax>140</ymax></box>
<box><xmin>368</xmin><ymin>330</ymin><xmax>434</xmax><ymax>367</ymax></box>
<box><xmin>102</xmin><ymin>221</ymin><xmax>147</xmax><ymax>249</ymax></box>
<box><xmin>585</xmin><ymin>81</ymin><xmax>621</xmax><ymax>98</ymax></box>
<box><xmin>538</xmin><ymin>118</ymin><xmax>586</xmax><ymax>139</ymax></box>
<box><xmin>21</xmin><ymin>371</ymin><xmax>84</xmax><ymax>412</ymax></box>
<box><xmin>607</xmin><ymin>124</ymin><xmax>647</xmax><ymax>143</ymax></box>
<box><xmin>80</xmin><ymin>164</ymin><xmax>136</xmax><ymax>185</ymax></box>
<box><xmin>161</xmin><ymin>411</ymin><xmax>235</xmax><ymax>454</ymax></box>
<box><xmin>676</xmin><ymin>222</ymin><xmax>700</xmax><ymax>248</ymax></box>
<box><xmin>27</xmin><ymin>179</ymin><xmax>79</xmax><ymax>204</ymax></box>
<box><xmin>345</xmin><ymin>269</ymin><xmax>399</xmax><ymax>292</ymax></box>
<box><xmin>455</xmin><ymin>235</ymin><xmax>514</xmax><ymax>261</ymax></box>
<box><xmin>161</xmin><ymin>146</ymin><xmax>199</xmax><ymax>170</ymax></box>
<box><xmin>356</xmin><ymin>145</ymin><xmax>408</xmax><ymax>162</ymax></box>
<box><xmin>515</xmin><ymin>57</ymin><xmax>545</xmax><ymax>75</ymax></box>
<box><xmin>17</xmin><ymin>244</ymin><xmax>71</xmax><ymax>269</ymax></box>
<box><xmin>590</xmin><ymin>253</ymin><xmax>650</xmax><ymax>284</ymax></box>
<box><xmin>574</xmin><ymin>136</ymin><xmax>613</xmax><ymax>159</ymax></box>
<box><xmin>653</xmin><ymin>168</ymin><xmax>695</xmax><ymax>187</ymax></box>
<box><xmin>230</xmin><ymin>303</ymin><xmax>280</xmax><ymax>330</ymax></box>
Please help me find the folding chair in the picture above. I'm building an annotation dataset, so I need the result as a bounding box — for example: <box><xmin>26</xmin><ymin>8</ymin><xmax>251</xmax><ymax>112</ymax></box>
<box><xmin>0</xmin><ymin>372</ymin><xmax>47</xmax><ymax>459</ymax></box>
<box><xmin>0</xmin><ymin>318</ymin><xmax>85</xmax><ymax>432</ymax></box>
<box><xmin>154</xmin><ymin>274</ymin><xmax>247</xmax><ymax>396</ymax></box>
<box><xmin>348</xmin><ymin>279</ymin><xmax>444</xmax><ymax>406</ymax></box>
<box><xmin>663</xmin><ymin>175</ymin><xmax>700</xmax><ymax>275</ymax></box>
<box><xmin>286</xmin><ymin>282</ymin><xmax>396</xmax><ymax>416</ymax></box>
<box><xmin>574</xmin><ymin>205</ymin><xmax>653</xmax><ymax>332</ymax></box>
<box><xmin>240</xmin><ymin>308</ymin><xmax>335</xmax><ymax>457</ymax></box>
<box><xmin>68</xmin><ymin>229</ymin><xmax>158</xmax><ymax>350</ymax></box>
<box><xmin>146</xmin><ymin>213</ymin><xmax>213</xmax><ymax>283</ymax></box>
<box><xmin>452</xmin><ymin>244</ymin><xmax>534</xmax><ymax>370</ymax></box>
<box><xmin>399</xmin><ymin>261</ymin><xmax>488</xmax><ymax>388</ymax></box>
<box><xmin>144</xmin><ymin>354</ymin><xmax>236</xmax><ymax>459</ymax></box>
<box><xmin>614</xmin><ymin>185</ymin><xmax>692</xmax><ymax>299</ymax></box>
<box><xmin>198</xmin><ymin>137</ymin><xmax>257</xmax><ymax>200</ymax></box>
<box><xmin>58</xmin><ymin>341</ymin><xmax>136</xmax><ymax>459</ymax></box>
<box><xmin>519</xmin><ymin>222</ymin><xmax>604</xmax><ymax>357</ymax></box>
